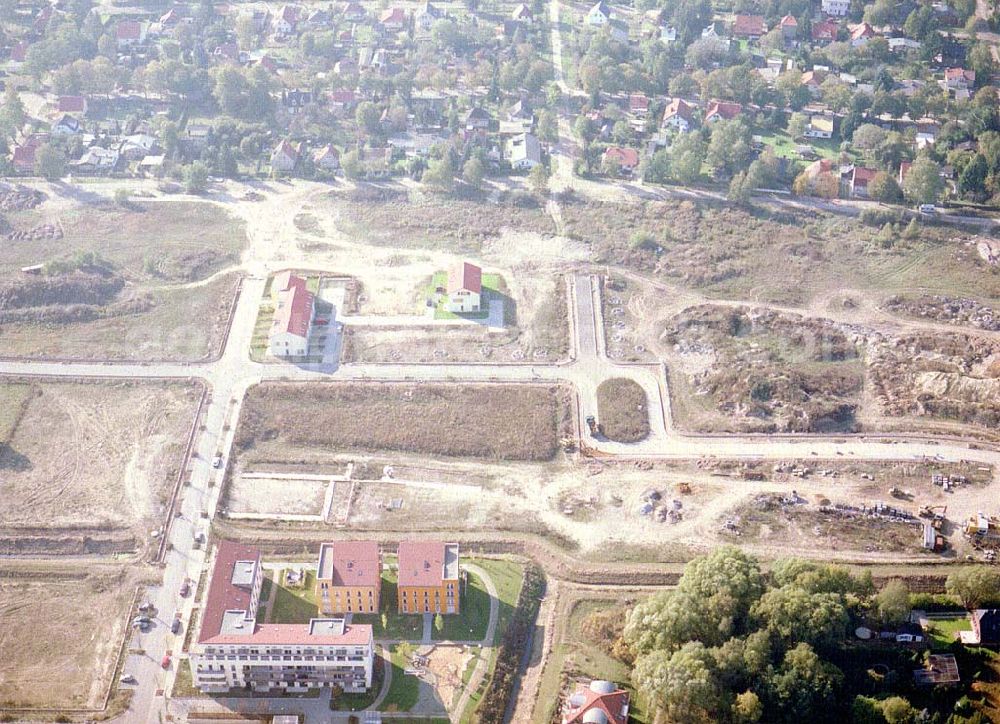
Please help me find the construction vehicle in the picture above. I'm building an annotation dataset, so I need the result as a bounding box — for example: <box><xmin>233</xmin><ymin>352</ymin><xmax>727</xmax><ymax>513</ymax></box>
<box><xmin>579</xmin><ymin>442</ymin><xmax>612</xmax><ymax>458</ymax></box>
<box><xmin>889</xmin><ymin>487</ymin><xmax>914</xmax><ymax>500</ymax></box>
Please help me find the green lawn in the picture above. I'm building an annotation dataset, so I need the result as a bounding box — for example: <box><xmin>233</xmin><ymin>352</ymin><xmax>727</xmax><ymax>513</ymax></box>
<box><xmin>756</xmin><ymin>129</ymin><xmax>844</xmax><ymax>161</ymax></box>
<box><xmin>334</xmin><ymin>649</ymin><xmax>386</xmax><ymax>711</ymax></box>
<box><xmin>354</xmin><ymin>569</ymin><xmax>424</xmax><ymax>640</ymax></box>
<box><xmin>379</xmin><ymin>644</ymin><xmax>421</xmax><ymax>712</ymax></box>
<box><xmin>438</xmin><ymin>559</ymin><xmax>524</xmax><ymax>643</ymax></box>
<box><xmin>268</xmin><ymin>570</ymin><xmax>319</xmax><ymax>624</ymax></box>
<box><xmin>925</xmin><ymin>615</ymin><xmax>971</xmax><ymax>649</ymax></box>
<box><xmin>426</xmin><ymin>271</ymin><xmax>505</xmax><ymax>321</ymax></box>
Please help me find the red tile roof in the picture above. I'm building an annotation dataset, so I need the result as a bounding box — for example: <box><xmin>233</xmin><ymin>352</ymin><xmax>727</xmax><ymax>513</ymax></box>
<box><xmin>272</xmin><ymin>282</ymin><xmax>314</xmax><ymax>339</ymax></box>
<box><xmin>12</xmin><ymin>145</ymin><xmax>36</xmax><ymax>171</ymax></box>
<box><xmin>273</xmin><ymin>270</ymin><xmax>307</xmax><ymax>295</ymax></box>
<box><xmin>812</xmin><ymin>19</ymin><xmax>839</xmax><ymax>40</ymax></box>
<box><xmin>733</xmin><ymin>14</ymin><xmax>766</xmax><ymax>36</ymax></box>
<box><xmin>116</xmin><ymin>20</ymin><xmax>142</xmax><ymax>40</ymax></box>
<box><xmin>780</xmin><ymin>14</ymin><xmax>798</xmax><ymax>26</ymax></box>
<box><xmin>852</xmin><ymin>166</ymin><xmax>877</xmax><ymax>187</ymax></box>
<box><xmin>849</xmin><ymin>22</ymin><xmax>874</xmax><ymax>40</ymax></box>
<box><xmin>563</xmin><ymin>682</ymin><xmax>630</xmax><ymax>724</ymax></box>
<box><xmin>447</xmin><ymin>261</ymin><xmax>482</xmax><ymax>295</ymax></box>
<box><xmin>603</xmin><ymin>146</ymin><xmax>639</xmax><ymax>168</ymax></box>
<box><xmin>380</xmin><ymin>7</ymin><xmax>406</xmax><ymax>24</ymax></box>
<box><xmin>628</xmin><ymin>94</ymin><xmax>649</xmax><ymax>112</ymax></box>
<box><xmin>319</xmin><ymin>541</ymin><xmax>381</xmax><ymax>587</ymax></box>
<box><xmin>58</xmin><ymin>96</ymin><xmax>86</xmax><ymax>113</ymax></box>
<box><xmin>207</xmin><ymin>622</ymin><xmax>373</xmax><ymax>646</ymax></box>
<box><xmin>199</xmin><ymin>541</ymin><xmax>261</xmax><ymax>644</ymax></box>
<box><xmin>397</xmin><ymin>541</ymin><xmax>457</xmax><ymax>587</ymax></box>
<box><xmin>705</xmin><ymin>100</ymin><xmax>742</xmax><ymax>121</ymax></box>
<box><xmin>662</xmin><ymin>97</ymin><xmax>695</xmax><ymax>124</ymax></box>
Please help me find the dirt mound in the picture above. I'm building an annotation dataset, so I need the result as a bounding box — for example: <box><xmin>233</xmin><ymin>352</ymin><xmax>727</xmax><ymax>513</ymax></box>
<box><xmin>0</xmin><ymin>271</ymin><xmax>123</xmax><ymax>310</ymax></box>
<box><xmin>6</xmin><ymin>222</ymin><xmax>61</xmax><ymax>241</ymax></box>
<box><xmin>0</xmin><ymin>184</ymin><xmax>44</xmax><ymax>211</ymax></box>
<box><xmin>883</xmin><ymin>294</ymin><xmax>999</xmax><ymax>331</ymax></box>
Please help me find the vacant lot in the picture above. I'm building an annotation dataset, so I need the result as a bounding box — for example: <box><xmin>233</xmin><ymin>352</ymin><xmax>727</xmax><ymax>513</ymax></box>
<box><xmin>327</xmin><ymin>187</ymin><xmax>556</xmax><ymax>251</ymax></box>
<box><xmin>663</xmin><ymin>305</ymin><xmax>864</xmax><ymax>433</ymax></box>
<box><xmin>0</xmin><ymin>573</ymin><xmax>132</xmax><ymax>709</ymax></box>
<box><xmin>237</xmin><ymin>382</ymin><xmax>572</xmax><ymax>461</ymax></box>
<box><xmin>0</xmin><ymin>199</ymin><xmax>245</xmax><ymax>360</ymax></box>
<box><xmin>561</xmin><ymin>197</ymin><xmax>1000</xmax><ymax>306</ymax></box>
<box><xmin>0</xmin><ymin>380</ymin><xmax>199</xmax><ymax>536</ymax></box>
<box><xmin>595</xmin><ymin>378</ymin><xmax>650</xmax><ymax>442</ymax></box>
<box><xmin>226</xmin><ymin>475</ymin><xmax>330</xmax><ymax>517</ymax></box>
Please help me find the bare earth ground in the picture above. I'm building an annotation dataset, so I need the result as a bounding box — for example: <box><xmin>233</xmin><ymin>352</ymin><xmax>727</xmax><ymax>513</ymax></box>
<box><xmin>226</xmin><ymin>476</ymin><xmax>329</xmax><ymax>516</ymax></box>
<box><xmin>0</xmin><ymin>380</ymin><xmax>199</xmax><ymax>533</ymax></box>
<box><xmin>235</xmin><ymin>382</ymin><xmax>573</xmax><ymax>462</ymax></box>
<box><xmin>0</xmin><ymin>573</ymin><xmax>132</xmax><ymax>709</ymax></box>
<box><xmin>0</xmin><ymin>197</ymin><xmax>246</xmax><ymax>360</ymax></box>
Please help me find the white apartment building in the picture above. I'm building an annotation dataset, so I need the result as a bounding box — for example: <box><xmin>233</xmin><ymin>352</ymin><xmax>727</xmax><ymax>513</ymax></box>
<box><xmin>191</xmin><ymin>541</ymin><xmax>375</xmax><ymax>694</ymax></box>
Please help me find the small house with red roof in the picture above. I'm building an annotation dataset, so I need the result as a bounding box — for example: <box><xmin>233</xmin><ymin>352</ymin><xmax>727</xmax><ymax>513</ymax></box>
<box><xmin>274</xmin><ymin>4</ymin><xmax>299</xmax><ymax>35</ymax></box>
<box><xmin>848</xmin><ymin>22</ymin><xmax>875</xmax><ymax>45</ymax></box>
<box><xmin>779</xmin><ymin>14</ymin><xmax>798</xmax><ymax>40</ymax></box>
<box><xmin>704</xmin><ymin>99</ymin><xmax>742</xmax><ymax>123</ymax></box>
<box><xmin>628</xmin><ymin>93</ymin><xmax>649</xmax><ymax>118</ymax></box>
<box><xmin>270</xmin><ymin>139</ymin><xmax>299</xmax><ymax>173</ymax></box>
<box><xmin>812</xmin><ymin>19</ymin><xmax>839</xmax><ymax>41</ymax></box>
<box><xmin>603</xmin><ymin>146</ymin><xmax>640</xmax><ymax>175</ymax></box>
<box><xmin>316</xmin><ymin>541</ymin><xmax>382</xmax><ymax>614</ymax></box>
<box><xmin>661</xmin><ymin>97</ymin><xmax>696</xmax><ymax>131</ymax></box>
<box><xmin>733</xmin><ymin>14</ymin><xmax>766</xmax><ymax>38</ymax></box>
<box><xmin>380</xmin><ymin>7</ymin><xmax>408</xmax><ymax>31</ymax></box>
<box><xmin>57</xmin><ymin>95</ymin><xmax>88</xmax><ymax>116</ymax></box>
<box><xmin>562</xmin><ymin>680</ymin><xmax>630</xmax><ymax>724</ymax></box>
<box><xmin>847</xmin><ymin>165</ymin><xmax>877</xmax><ymax>197</ymax></box>
<box><xmin>116</xmin><ymin>20</ymin><xmax>146</xmax><ymax>48</ymax></box>
<box><xmin>269</xmin><ymin>272</ymin><xmax>314</xmax><ymax>357</ymax></box>
<box><xmin>446</xmin><ymin>261</ymin><xmax>482</xmax><ymax>313</ymax></box>
<box><xmin>944</xmin><ymin>67</ymin><xmax>975</xmax><ymax>91</ymax></box>
<box><xmin>396</xmin><ymin>541</ymin><xmax>461</xmax><ymax>614</ymax></box>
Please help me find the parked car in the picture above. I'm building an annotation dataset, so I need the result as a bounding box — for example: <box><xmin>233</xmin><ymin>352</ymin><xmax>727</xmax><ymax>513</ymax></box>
<box><xmin>918</xmin><ymin>203</ymin><xmax>936</xmax><ymax>214</ymax></box>
<box><xmin>212</xmin><ymin>454</ymin><xmax>223</xmax><ymax>469</ymax></box>
<box><xmin>179</xmin><ymin>580</ymin><xmax>190</xmax><ymax>597</ymax></box>
<box><xmin>171</xmin><ymin>617</ymin><xmax>182</xmax><ymax>635</ymax></box>
<box><xmin>119</xmin><ymin>674</ymin><xmax>136</xmax><ymax>685</ymax></box>
<box><xmin>161</xmin><ymin>654</ymin><xmax>171</xmax><ymax>669</ymax></box>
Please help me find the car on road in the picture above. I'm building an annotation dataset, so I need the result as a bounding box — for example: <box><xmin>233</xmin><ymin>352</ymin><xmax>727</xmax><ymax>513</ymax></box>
<box><xmin>918</xmin><ymin>203</ymin><xmax>936</xmax><ymax>214</ymax></box>
<box><xmin>171</xmin><ymin>617</ymin><xmax>182</xmax><ymax>635</ymax></box>
<box><xmin>212</xmin><ymin>453</ymin><xmax>224</xmax><ymax>468</ymax></box>
<box><xmin>161</xmin><ymin>654</ymin><xmax>171</xmax><ymax>669</ymax></box>
<box><xmin>119</xmin><ymin>674</ymin><xmax>136</xmax><ymax>685</ymax></box>
<box><xmin>179</xmin><ymin>580</ymin><xmax>190</xmax><ymax>597</ymax></box>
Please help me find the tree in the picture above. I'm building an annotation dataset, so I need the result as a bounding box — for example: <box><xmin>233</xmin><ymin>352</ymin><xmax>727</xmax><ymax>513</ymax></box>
<box><xmin>341</xmin><ymin>149</ymin><xmax>362</xmax><ymax>180</ymax></box>
<box><xmin>751</xmin><ymin>587</ymin><xmax>848</xmax><ymax>651</ymax></box>
<box><xmin>355</xmin><ymin>101</ymin><xmax>382</xmax><ymax>138</ymax></box>
<box><xmin>462</xmin><ymin>157</ymin><xmax>485</xmax><ymax>189</ymax></box>
<box><xmin>881</xmin><ymin>696</ymin><xmax>918</xmax><ymax>724</ymax></box>
<box><xmin>528</xmin><ymin>163</ymin><xmax>550</xmax><ymax>194</ymax></box>
<box><xmin>670</xmin><ymin>131</ymin><xmax>705</xmax><ymax>184</ymax></box>
<box><xmin>901</xmin><ymin>156</ymin><xmax>943</xmax><ymax>204</ymax></box>
<box><xmin>422</xmin><ymin>155</ymin><xmax>455</xmax><ymax>191</ymax></box>
<box><xmin>634</xmin><ymin>642</ymin><xmax>722</xmax><ymax>722</ymax></box>
<box><xmin>852</xmin><ymin>123</ymin><xmax>887</xmax><ymax>155</ymax></box>
<box><xmin>946</xmin><ymin>566</ymin><xmax>1000</xmax><ymax>609</ymax></box>
<box><xmin>875</xmin><ymin>580</ymin><xmax>911</xmax><ymax>626</ymax></box>
<box><xmin>642</xmin><ymin>149</ymin><xmax>671</xmax><ymax>184</ymax></box>
<box><xmin>732</xmin><ymin>691</ymin><xmax>764</xmax><ymax>723</ymax></box>
<box><xmin>0</xmin><ymin>86</ymin><xmax>25</xmax><ymax>137</ymax></box>
<box><xmin>729</xmin><ymin>171</ymin><xmax>752</xmax><ymax>204</ymax></box>
<box><xmin>868</xmin><ymin>172</ymin><xmax>904</xmax><ymax>204</ymax></box>
<box><xmin>434</xmin><ymin>613</ymin><xmax>444</xmax><ymax>633</ymax></box>
<box><xmin>766</xmin><ymin>643</ymin><xmax>843</xmax><ymax>723</ymax></box>
<box><xmin>707</xmin><ymin>119</ymin><xmax>751</xmax><ymax>177</ymax></box>
<box><xmin>959</xmin><ymin>153</ymin><xmax>989</xmax><ymax>199</ymax></box>
<box><xmin>537</xmin><ymin>110</ymin><xmax>558</xmax><ymax>145</ymax></box>
<box><xmin>184</xmin><ymin>161</ymin><xmax>210</xmax><ymax>194</ymax></box>
<box><xmin>34</xmin><ymin>143</ymin><xmax>66</xmax><ymax>180</ymax></box>
<box><xmin>787</xmin><ymin>112</ymin><xmax>809</xmax><ymax>141</ymax></box>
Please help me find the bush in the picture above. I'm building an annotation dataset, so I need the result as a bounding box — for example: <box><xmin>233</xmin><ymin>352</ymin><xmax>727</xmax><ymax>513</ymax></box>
<box><xmin>860</xmin><ymin>208</ymin><xmax>905</xmax><ymax>227</ymax></box>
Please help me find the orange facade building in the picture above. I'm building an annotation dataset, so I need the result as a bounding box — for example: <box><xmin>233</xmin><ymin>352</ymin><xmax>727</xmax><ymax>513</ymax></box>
<box><xmin>396</xmin><ymin>541</ymin><xmax>461</xmax><ymax>615</ymax></box>
<box><xmin>316</xmin><ymin>541</ymin><xmax>382</xmax><ymax>615</ymax></box>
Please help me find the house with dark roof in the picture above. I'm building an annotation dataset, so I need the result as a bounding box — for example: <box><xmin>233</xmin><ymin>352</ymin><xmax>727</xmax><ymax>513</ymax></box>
<box><xmin>970</xmin><ymin>609</ymin><xmax>1000</xmax><ymax>645</ymax></box>
<box><xmin>316</xmin><ymin>541</ymin><xmax>381</xmax><ymax>614</ymax></box>
<box><xmin>562</xmin><ymin>680</ymin><xmax>630</xmax><ymax>724</ymax></box>
<box><xmin>191</xmin><ymin>541</ymin><xmax>374</xmax><ymax>694</ymax></box>
<box><xmin>396</xmin><ymin>541</ymin><xmax>461</xmax><ymax>614</ymax></box>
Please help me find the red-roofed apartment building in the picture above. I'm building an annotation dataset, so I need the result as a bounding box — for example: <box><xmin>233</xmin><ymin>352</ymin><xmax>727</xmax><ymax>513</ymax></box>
<box><xmin>269</xmin><ymin>271</ymin><xmax>314</xmax><ymax>357</ymax></box>
<box><xmin>562</xmin><ymin>680</ymin><xmax>630</xmax><ymax>724</ymax></box>
<box><xmin>446</xmin><ymin>260</ymin><xmax>482</xmax><ymax>313</ymax></box>
<box><xmin>191</xmin><ymin>541</ymin><xmax>375</xmax><ymax>694</ymax></box>
<box><xmin>316</xmin><ymin>541</ymin><xmax>382</xmax><ymax>614</ymax></box>
<box><xmin>396</xmin><ymin>541</ymin><xmax>461</xmax><ymax>614</ymax></box>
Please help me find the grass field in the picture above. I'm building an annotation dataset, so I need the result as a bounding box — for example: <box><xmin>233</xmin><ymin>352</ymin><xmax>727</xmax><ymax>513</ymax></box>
<box><xmin>426</xmin><ymin>271</ymin><xmax>505</xmax><ymax>321</ymax></box>
<box><xmin>0</xmin><ymin>380</ymin><xmax>199</xmax><ymax>535</ymax></box>
<box><xmin>267</xmin><ymin>570</ymin><xmax>319</xmax><ymax>624</ymax></box>
<box><xmin>236</xmin><ymin>382</ymin><xmax>573</xmax><ymax>461</ymax></box>
<box><xmin>354</xmin><ymin>569</ymin><xmax>424</xmax><ymax>640</ymax></box>
<box><xmin>926</xmin><ymin>615</ymin><xmax>972</xmax><ymax>649</ymax></box>
<box><xmin>0</xmin><ymin>574</ymin><xmax>133</xmax><ymax>709</ymax></box>
<box><xmin>0</xmin><ymin>383</ymin><xmax>31</xmax><ymax>443</ymax></box>
<box><xmin>381</xmin><ymin>644</ymin><xmax>422</xmax><ymax>712</ymax></box>
<box><xmin>595</xmin><ymin>378</ymin><xmax>650</xmax><ymax>442</ymax></box>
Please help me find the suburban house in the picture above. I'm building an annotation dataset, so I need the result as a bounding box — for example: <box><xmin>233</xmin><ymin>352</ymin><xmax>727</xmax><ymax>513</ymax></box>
<box><xmin>779</xmin><ymin>14</ymin><xmax>798</xmax><ymax>41</ymax></box>
<box><xmin>804</xmin><ymin>115</ymin><xmax>834</xmax><ymax>139</ymax></box>
<box><xmin>507</xmin><ymin>132</ymin><xmax>541</xmax><ymax>170</ymax></box>
<box><xmin>603</xmin><ymin>146</ymin><xmax>639</xmax><ymax>175</ymax></box>
<box><xmin>52</xmin><ymin>114</ymin><xmax>82</xmax><ymax>135</ymax></box>
<box><xmin>57</xmin><ymin>96</ymin><xmax>88</xmax><ymax>116</ymax></box>
<box><xmin>562</xmin><ymin>680</ymin><xmax>630</xmax><ymax>724</ymax></box>
<box><xmin>417</xmin><ymin>1</ymin><xmax>444</xmax><ymax>30</ymax></box>
<box><xmin>629</xmin><ymin>94</ymin><xmax>650</xmax><ymax>118</ymax></box>
<box><xmin>849</xmin><ymin>22</ymin><xmax>875</xmax><ymax>45</ymax></box>
<box><xmin>190</xmin><ymin>541</ymin><xmax>375</xmax><ymax>694</ymax></box>
<box><xmin>380</xmin><ymin>7</ymin><xmax>408</xmax><ymax>31</ymax></box>
<box><xmin>704</xmin><ymin>100</ymin><xmax>742</xmax><ymax>123</ymax></box>
<box><xmin>316</xmin><ymin>541</ymin><xmax>382</xmax><ymax>615</ymax></box>
<box><xmin>968</xmin><ymin>609</ymin><xmax>1000</xmax><ymax>645</ymax></box>
<box><xmin>812</xmin><ymin>19</ymin><xmax>839</xmax><ymax>41</ymax></box>
<box><xmin>732</xmin><ymin>14</ymin><xmax>766</xmax><ymax>38</ymax></box>
<box><xmin>587</xmin><ymin>1</ymin><xmax>611</xmax><ymax>26</ymax></box>
<box><xmin>313</xmin><ymin>144</ymin><xmax>340</xmax><ymax>172</ymax></box>
<box><xmin>270</xmin><ymin>139</ymin><xmax>299</xmax><ymax>173</ymax></box>
<box><xmin>464</xmin><ymin>106</ymin><xmax>492</xmax><ymax>132</ymax></box>
<box><xmin>944</xmin><ymin>67</ymin><xmax>976</xmax><ymax>91</ymax></box>
<box><xmin>116</xmin><ymin>20</ymin><xmax>146</xmax><ymax>48</ymax></box>
<box><xmin>396</xmin><ymin>541</ymin><xmax>461</xmax><ymax>614</ymax></box>
<box><xmin>446</xmin><ymin>260</ymin><xmax>482</xmax><ymax>313</ymax></box>
<box><xmin>822</xmin><ymin>0</ymin><xmax>850</xmax><ymax>15</ymax></box>
<box><xmin>661</xmin><ymin>98</ymin><xmax>696</xmax><ymax>131</ymax></box>
<box><xmin>269</xmin><ymin>272</ymin><xmax>314</xmax><ymax>358</ymax></box>
<box><xmin>274</xmin><ymin>4</ymin><xmax>298</xmax><ymax>35</ymax></box>
<box><xmin>847</xmin><ymin>165</ymin><xmax>877</xmax><ymax>197</ymax></box>
<box><xmin>510</xmin><ymin>4</ymin><xmax>533</xmax><ymax>23</ymax></box>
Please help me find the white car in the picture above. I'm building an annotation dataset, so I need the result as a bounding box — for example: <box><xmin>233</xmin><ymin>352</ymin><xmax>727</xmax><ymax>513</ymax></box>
<box><xmin>211</xmin><ymin>454</ymin><xmax>223</xmax><ymax>469</ymax></box>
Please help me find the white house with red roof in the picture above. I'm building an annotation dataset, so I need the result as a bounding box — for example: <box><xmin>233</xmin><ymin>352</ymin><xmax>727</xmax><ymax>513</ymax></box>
<box><xmin>603</xmin><ymin>146</ymin><xmax>640</xmax><ymax>175</ymax></box>
<box><xmin>270</xmin><ymin>139</ymin><xmax>299</xmax><ymax>173</ymax></box>
<box><xmin>661</xmin><ymin>97</ymin><xmax>696</xmax><ymax>131</ymax></box>
<box><xmin>269</xmin><ymin>272</ymin><xmax>315</xmax><ymax>357</ymax></box>
<box><xmin>446</xmin><ymin>261</ymin><xmax>482</xmax><ymax>313</ymax></box>
<box><xmin>562</xmin><ymin>680</ymin><xmax>630</xmax><ymax>724</ymax></box>
<box><xmin>704</xmin><ymin>99</ymin><xmax>742</xmax><ymax>123</ymax></box>
<box><xmin>190</xmin><ymin>541</ymin><xmax>374</xmax><ymax>694</ymax></box>
<box><xmin>274</xmin><ymin>4</ymin><xmax>299</xmax><ymax>35</ymax></box>
<box><xmin>115</xmin><ymin>20</ymin><xmax>146</xmax><ymax>48</ymax></box>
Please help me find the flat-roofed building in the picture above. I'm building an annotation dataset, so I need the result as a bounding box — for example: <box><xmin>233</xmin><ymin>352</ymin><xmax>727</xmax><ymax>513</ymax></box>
<box><xmin>316</xmin><ymin>541</ymin><xmax>382</xmax><ymax>614</ymax></box>
<box><xmin>396</xmin><ymin>541</ymin><xmax>461</xmax><ymax>615</ymax></box>
<box><xmin>191</xmin><ymin>541</ymin><xmax>374</xmax><ymax>694</ymax></box>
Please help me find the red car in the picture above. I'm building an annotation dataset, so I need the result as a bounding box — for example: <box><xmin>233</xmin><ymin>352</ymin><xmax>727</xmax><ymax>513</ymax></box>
<box><xmin>161</xmin><ymin>654</ymin><xmax>171</xmax><ymax>669</ymax></box>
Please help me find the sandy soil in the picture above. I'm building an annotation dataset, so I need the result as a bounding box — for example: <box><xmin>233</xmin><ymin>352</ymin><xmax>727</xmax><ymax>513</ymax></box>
<box><xmin>226</xmin><ymin>476</ymin><xmax>329</xmax><ymax>516</ymax></box>
<box><xmin>0</xmin><ymin>574</ymin><xmax>132</xmax><ymax>708</ymax></box>
<box><xmin>0</xmin><ymin>381</ymin><xmax>199</xmax><ymax>532</ymax></box>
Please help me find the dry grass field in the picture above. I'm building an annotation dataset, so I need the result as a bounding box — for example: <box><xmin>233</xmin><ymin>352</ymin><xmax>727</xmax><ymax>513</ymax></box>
<box><xmin>0</xmin><ymin>380</ymin><xmax>199</xmax><ymax>534</ymax></box>
<box><xmin>236</xmin><ymin>382</ymin><xmax>573</xmax><ymax>461</ymax></box>
<box><xmin>0</xmin><ymin>199</ymin><xmax>245</xmax><ymax>360</ymax></box>
<box><xmin>561</xmin><ymin>197</ymin><xmax>999</xmax><ymax>306</ymax></box>
<box><xmin>0</xmin><ymin>573</ymin><xmax>132</xmax><ymax>709</ymax></box>
<box><xmin>595</xmin><ymin>378</ymin><xmax>650</xmax><ymax>442</ymax></box>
